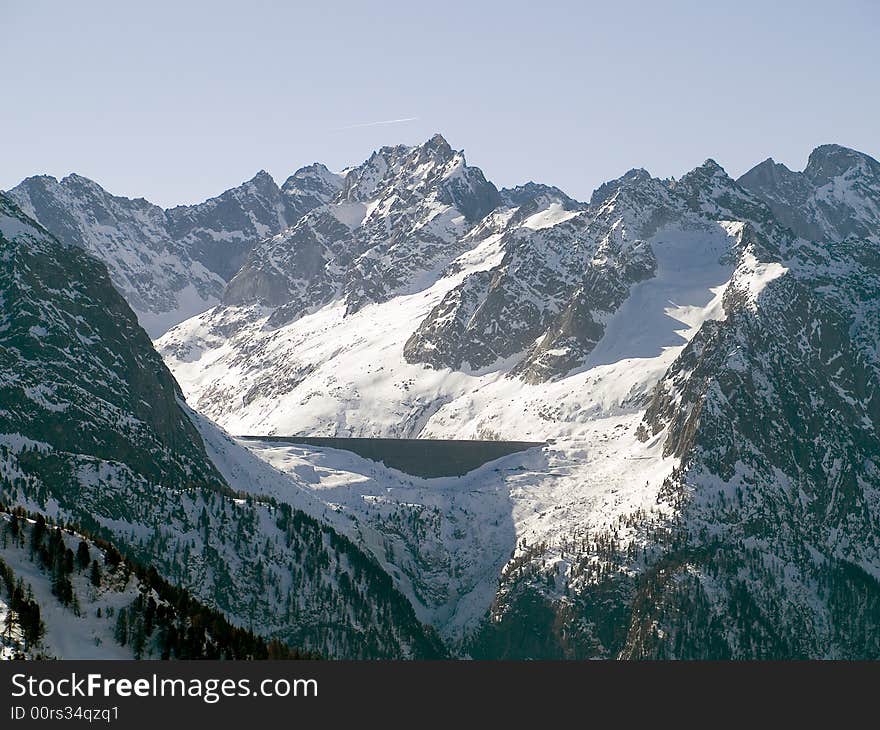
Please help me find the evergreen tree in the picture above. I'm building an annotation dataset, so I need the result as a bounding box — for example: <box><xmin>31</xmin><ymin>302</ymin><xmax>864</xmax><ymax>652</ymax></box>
<box><xmin>63</xmin><ymin>548</ymin><xmax>75</xmax><ymax>576</ymax></box>
<box><xmin>3</xmin><ymin>608</ymin><xmax>16</xmax><ymax>640</ymax></box>
<box><xmin>105</xmin><ymin>546</ymin><xmax>122</xmax><ymax>570</ymax></box>
<box><xmin>30</xmin><ymin>514</ymin><xmax>46</xmax><ymax>556</ymax></box>
<box><xmin>76</xmin><ymin>541</ymin><xmax>91</xmax><ymax>571</ymax></box>
<box><xmin>131</xmin><ymin>613</ymin><xmax>146</xmax><ymax>659</ymax></box>
<box><xmin>89</xmin><ymin>560</ymin><xmax>102</xmax><ymax>588</ymax></box>
<box><xmin>114</xmin><ymin>609</ymin><xmax>128</xmax><ymax>646</ymax></box>
<box><xmin>14</xmin><ymin>598</ymin><xmax>43</xmax><ymax>650</ymax></box>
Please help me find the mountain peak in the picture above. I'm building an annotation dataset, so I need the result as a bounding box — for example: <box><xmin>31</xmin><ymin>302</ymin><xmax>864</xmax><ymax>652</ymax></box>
<box><xmin>295</xmin><ymin>161</ymin><xmax>333</xmax><ymax>175</ymax></box>
<box><xmin>805</xmin><ymin>143</ymin><xmax>879</xmax><ymax>185</ymax></box>
<box><xmin>17</xmin><ymin>173</ymin><xmax>59</xmax><ymax>187</ymax></box>
<box><xmin>676</xmin><ymin>159</ymin><xmax>734</xmax><ymax>189</ymax></box>
<box><xmin>589</xmin><ymin>168</ymin><xmax>654</xmax><ymax>207</ymax></box>
<box><xmin>751</xmin><ymin>157</ymin><xmax>780</xmax><ymax>172</ymax></box>
<box><xmin>60</xmin><ymin>172</ymin><xmax>101</xmax><ymax>189</ymax></box>
<box><xmin>408</xmin><ymin>133</ymin><xmax>457</xmax><ymax>167</ymax></box>
<box><xmin>250</xmin><ymin>169</ymin><xmax>275</xmax><ymax>182</ymax></box>
<box><xmin>281</xmin><ymin>162</ymin><xmax>342</xmax><ymax>194</ymax></box>
<box><xmin>424</xmin><ymin>132</ymin><xmax>452</xmax><ymax>153</ymax></box>
<box><xmin>699</xmin><ymin>158</ymin><xmax>726</xmax><ymax>175</ymax></box>
<box><xmin>810</xmin><ymin>142</ymin><xmax>859</xmax><ymax>158</ymax></box>
<box><xmin>737</xmin><ymin>143</ymin><xmax>880</xmax><ymax>243</ymax></box>
<box><xmin>736</xmin><ymin>157</ymin><xmax>799</xmax><ymax>190</ymax></box>
<box><xmin>340</xmin><ymin>132</ymin><xmax>484</xmax><ymax>208</ymax></box>
<box><xmin>625</xmin><ymin>167</ymin><xmax>653</xmax><ymax>181</ymax></box>
<box><xmin>500</xmin><ymin>182</ymin><xmax>581</xmax><ymax>209</ymax></box>
<box><xmin>240</xmin><ymin>170</ymin><xmax>279</xmax><ymax>193</ymax></box>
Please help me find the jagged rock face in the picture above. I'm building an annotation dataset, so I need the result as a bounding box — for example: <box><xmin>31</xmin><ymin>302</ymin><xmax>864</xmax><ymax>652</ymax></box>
<box><xmin>467</xmin><ymin>157</ymin><xmax>880</xmax><ymax>659</ymax></box>
<box><xmin>512</xmin><ymin>247</ymin><xmax>655</xmax><ymax>383</ymax></box>
<box><xmin>165</xmin><ymin>170</ymin><xmax>289</xmax><ymax>281</ymax></box>
<box><xmin>0</xmin><ymin>195</ymin><xmax>445</xmax><ymax>659</ymax></box>
<box><xmin>738</xmin><ymin>144</ymin><xmax>880</xmax><ymax>244</ymax></box>
<box><xmin>6</xmin><ymin>165</ymin><xmax>337</xmax><ymax>337</ymax></box>
<box><xmin>803</xmin><ymin>235</ymin><xmax>880</xmax><ymax>370</ymax></box>
<box><xmin>280</xmin><ymin>163</ymin><xmax>344</xmax><ymax>220</ymax></box>
<box><xmin>401</xmin><ymin>211</ymin><xmax>656</xmax><ymax>378</ymax></box>
<box><xmin>223</xmin><ymin>209</ymin><xmax>355</xmax><ymax>312</ymax></box>
<box><xmin>734</xmin><ymin>158</ymin><xmax>817</xmax><ymax>237</ymax></box>
<box><xmin>169</xmin><ymin>162</ymin><xmax>344</xmax><ymax>293</ymax></box>
<box><xmin>469</xmin><ymin>230</ymin><xmax>880</xmax><ymax>659</ymax></box>
<box><xmin>6</xmin><ymin>174</ymin><xmax>223</xmax><ymax>338</ymax></box>
<box><xmin>671</xmin><ymin>159</ymin><xmax>781</xmax><ymax>232</ymax></box>
<box><xmin>403</xmin><ymin>165</ymin><xmax>717</xmax><ymax>380</ymax></box>
<box><xmin>629</xmin><ymin>241</ymin><xmax>880</xmax><ymax>658</ymax></box>
<box><xmin>340</xmin><ymin>133</ymin><xmax>500</xmax><ymax>223</ymax></box>
<box><xmin>223</xmin><ymin>134</ymin><xmax>501</xmax><ymax>321</ymax></box>
<box><xmin>499</xmin><ymin>182</ymin><xmax>582</xmax><ymax>210</ymax></box>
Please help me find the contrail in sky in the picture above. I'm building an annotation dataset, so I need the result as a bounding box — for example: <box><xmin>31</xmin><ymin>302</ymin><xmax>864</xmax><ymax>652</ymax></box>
<box><xmin>334</xmin><ymin>117</ymin><xmax>419</xmax><ymax>131</ymax></box>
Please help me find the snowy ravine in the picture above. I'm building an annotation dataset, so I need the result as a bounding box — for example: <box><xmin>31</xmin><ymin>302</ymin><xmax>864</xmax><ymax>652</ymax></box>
<box><xmin>158</xmin><ymin>138</ymin><xmax>880</xmax><ymax>657</ymax></box>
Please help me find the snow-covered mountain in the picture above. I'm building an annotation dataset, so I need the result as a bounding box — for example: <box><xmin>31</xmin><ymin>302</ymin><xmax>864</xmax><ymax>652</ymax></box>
<box><xmin>6</xmin><ymin>173</ymin><xmax>222</xmax><ymax>338</ymax></box>
<box><xmin>0</xmin><ymin>194</ymin><xmax>444</xmax><ymax>659</ymax></box>
<box><xmin>738</xmin><ymin>143</ymin><xmax>880</xmax><ymax>245</ymax></box>
<box><xmin>222</xmin><ymin>134</ymin><xmax>500</xmax><ymax>324</ymax></box>
<box><xmin>158</xmin><ymin>144</ymin><xmax>741</xmax><ymax>437</ymax></box>
<box><xmin>6</xmin><ymin>134</ymin><xmax>880</xmax><ymax>659</ymax></box>
<box><xmin>156</xmin><ymin>137</ymin><xmax>880</xmax><ymax>657</ymax></box>
<box><xmin>5</xmin><ymin>164</ymin><xmax>340</xmax><ymax>337</ymax></box>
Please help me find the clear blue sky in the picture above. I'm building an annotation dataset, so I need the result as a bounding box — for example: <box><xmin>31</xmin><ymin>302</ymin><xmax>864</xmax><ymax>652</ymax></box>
<box><xmin>2</xmin><ymin>0</ymin><xmax>878</xmax><ymax>207</ymax></box>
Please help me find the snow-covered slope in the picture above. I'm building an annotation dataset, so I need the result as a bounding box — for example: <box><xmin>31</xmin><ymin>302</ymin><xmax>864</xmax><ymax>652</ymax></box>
<box><xmin>0</xmin><ymin>514</ymin><xmax>144</xmax><ymax>660</ymax></box>
<box><xmin>158</xmin><ymin>140</ymin><xmax>880</xmax><ymax>658</ymax></box>
<box><xmin>161</xmin><ymin>219</ymin><xmax>738</xmax><ymax>440</ymax></box>
<box><xmin>158</xmin><ymin>155</ymin><xmax>742</xmax><ymax>439</ymax></box>
<box><xmin>0</xmin><ymin>511</ymin><xmax>307</xmax><ymax>659</ymax></box>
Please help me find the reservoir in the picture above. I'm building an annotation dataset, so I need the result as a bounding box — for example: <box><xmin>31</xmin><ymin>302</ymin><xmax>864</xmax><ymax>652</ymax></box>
<box><xmin>237</xmin><ymin>436</ymin><xmax>545</xmax><ymax>478</ymax></box>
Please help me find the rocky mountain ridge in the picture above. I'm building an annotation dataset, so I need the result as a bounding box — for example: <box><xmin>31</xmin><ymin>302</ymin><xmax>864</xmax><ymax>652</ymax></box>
<box><xmin>5</xmin><ymin>163</ymin><xmax>342</xmax><ymax>337</ymax></box>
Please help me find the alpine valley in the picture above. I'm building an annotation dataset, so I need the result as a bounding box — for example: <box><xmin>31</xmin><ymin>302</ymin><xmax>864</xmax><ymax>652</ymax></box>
<box><xmin>2</xmin><ymin>135</ymin><xmax>879</xmax><ymax>659</ymax></box>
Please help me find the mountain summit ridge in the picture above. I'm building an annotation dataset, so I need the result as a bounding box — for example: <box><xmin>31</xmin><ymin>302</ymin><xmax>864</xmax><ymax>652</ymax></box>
<box><xmin>6</xmin><ymin>163</ymin><xmax>342</xmax><ymax>336</ymax></box>
<box><xmin>738</xmin><ymin>143</ymin><xmax>880</xmax><ymax>244</ymax></box>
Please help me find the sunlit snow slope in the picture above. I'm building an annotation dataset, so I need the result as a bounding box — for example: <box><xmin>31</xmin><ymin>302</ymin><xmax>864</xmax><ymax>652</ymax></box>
<box><xmin>159</xmin><ymin>184</ymin><xmax>747</xmax><ymax>641</ymax></box>
<box><xmin>168</xmin><ymin>218</ymin><xmax>736</xmax><ymax>638</ymax></box>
